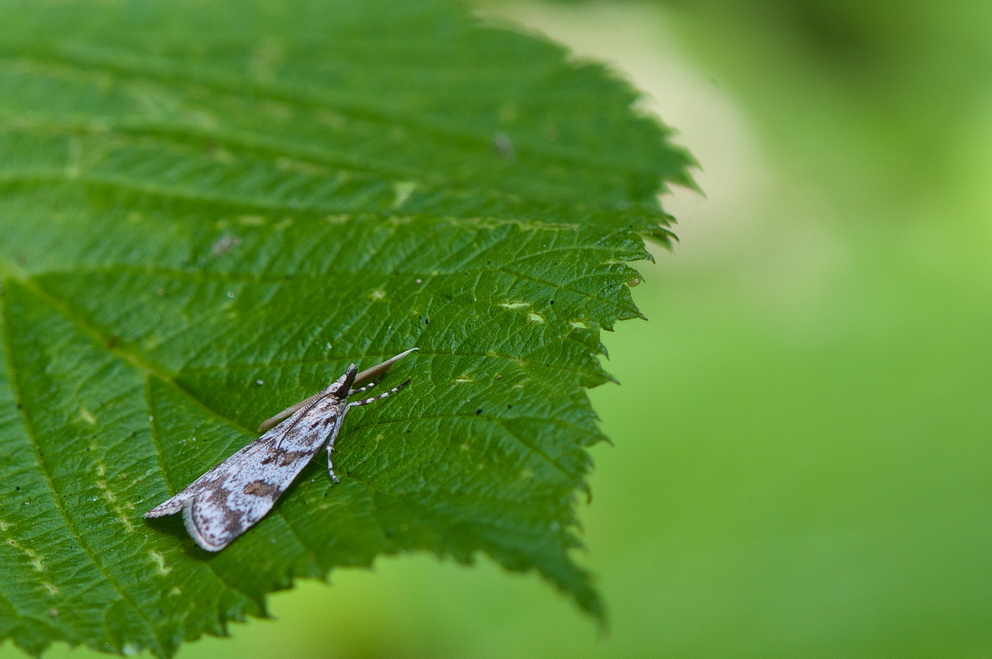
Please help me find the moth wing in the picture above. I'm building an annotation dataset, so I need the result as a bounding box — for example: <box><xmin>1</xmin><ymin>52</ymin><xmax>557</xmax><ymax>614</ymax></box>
<box><xmin>145</xmin><ymin>412</ymin><xmax>331</xmax><ymax>551</ymax></box>
<box><xmin>182</xmin><ymin>434</ymin><xmax>326</xmax><ymax>551</ymax></box>
<box><xmin>256</xmin><ymin>391</ymin><xmax>321</xmax><ymax>433</ymax></box>
<box><xmin>144</xmin><ymin>440</ymin><xmax>260</xmax><ymax>519</ymax></box>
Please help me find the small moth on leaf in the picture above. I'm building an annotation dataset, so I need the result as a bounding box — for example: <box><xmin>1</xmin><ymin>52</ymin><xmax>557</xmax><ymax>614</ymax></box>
<box><xmin>145</xmin><ymin>348</ymin><xmax>417</xmax><ymax>551</ymax></box>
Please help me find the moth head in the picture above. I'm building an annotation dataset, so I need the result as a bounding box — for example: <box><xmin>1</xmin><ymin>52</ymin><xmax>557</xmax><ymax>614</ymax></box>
<box><xmin>330</xmin><ymin>363</ymin><xmax>358</xmax><ymax>396</ymax></box>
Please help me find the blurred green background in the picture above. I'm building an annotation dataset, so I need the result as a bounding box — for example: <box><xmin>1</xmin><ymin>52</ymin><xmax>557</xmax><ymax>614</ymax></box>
<box><xmin>28</xmin><ymin>1</ymin><xmax>991</xmax><ymax>657</ymax></box>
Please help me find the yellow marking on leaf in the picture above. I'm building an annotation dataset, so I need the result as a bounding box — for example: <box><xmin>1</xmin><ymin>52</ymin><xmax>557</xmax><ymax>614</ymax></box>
<box><xmin>150</xmin><ymin>550</ymin><xmax>172</xmax><ymax>576</ymax></box>
<box><xmin>392</xmin><ymin>181</ymin><xmax>417</xmax><ymax>208</ymax></box>
<box><xmin>96</xmin><ymin>480</ymin><xmax>116</xmax><ymax>503</ymax></box>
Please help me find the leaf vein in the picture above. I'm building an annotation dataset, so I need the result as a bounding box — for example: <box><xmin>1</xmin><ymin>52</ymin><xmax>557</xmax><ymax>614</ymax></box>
<box><xmin>0</xmin><ymin>297</ymin><xmax>167</xmax><ymax>656</ymax></box>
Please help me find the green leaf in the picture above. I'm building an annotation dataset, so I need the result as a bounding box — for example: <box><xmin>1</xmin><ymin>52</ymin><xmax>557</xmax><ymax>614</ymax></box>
<box><xmin>0</xmin><ymin>0</ymin><xmax>692</xmax><ymax>656</ymax></box>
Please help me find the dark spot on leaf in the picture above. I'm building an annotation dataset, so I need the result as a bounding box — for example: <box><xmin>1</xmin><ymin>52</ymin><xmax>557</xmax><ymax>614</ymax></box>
<box><xmin>475</xmin><ymin>408</ymin><xmax>483</xmax><ymax>415</ymax></box>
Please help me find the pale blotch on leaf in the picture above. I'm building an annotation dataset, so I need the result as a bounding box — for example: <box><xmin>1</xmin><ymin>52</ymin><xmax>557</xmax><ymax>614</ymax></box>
<box><xmin>498</xmin><ymin>301</ymin><xmax>530</xmax><ymax>310</ymax></box>
<box><xmin>79</xmin><ymin>409</ymin><xmax>97</xmax><ymax>425</ymax></box>
<box><xmin>527</xmin><ymin>312</ymin><xmax>545</xmax><ymax>323</ymax></box>
<box><xmin>392</xmin><ymin>181</ymin><xmax>417</xmax><ymax>208</ymax></box>
<box><xmin>149</xmin><ymin>550</ymin><xmax>172</xmax><ymax>576</ymax></box>
<box><xmin>211</xmin><ymin>233</ymin><xmax>242</xmax><ymax>256</ymax></box>
<box><xmin>96</xmin><ymin>480</ymin><xmax>116</xmax><ymax>503</ymax></box>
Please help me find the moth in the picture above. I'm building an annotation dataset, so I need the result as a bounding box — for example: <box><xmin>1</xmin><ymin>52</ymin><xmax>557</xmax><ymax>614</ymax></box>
<box><xmin>145</xmin><ymin>348</ymin><xmax>416</xmax><ymax>551</ymax></box>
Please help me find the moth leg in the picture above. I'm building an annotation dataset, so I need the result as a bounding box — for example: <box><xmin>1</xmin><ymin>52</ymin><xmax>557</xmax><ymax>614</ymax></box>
<box><xmin>325</xmin><ymin>410</ymin><xmax>349</xmax><ymax>485</ymax></box>
<box><xmin>326</xmin><ymin>379</ymin><xmax>411</xmax><ymax>483</ymax></box>
<box><xmin>350</xmin><ymin>378</ymin><xmax>411</xmax><ymax>407</ymax></box>
<box><xmin>327</xmin><ymin>449</ymin><xmax>341</xmax><ymax>484</ymax></box>
<box><xmin>348</xmin><ymin>379</ymin><xmax>379</xmax><ymax>396</ymax></box>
